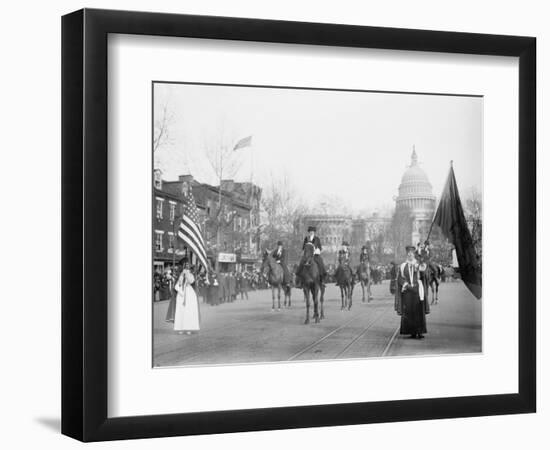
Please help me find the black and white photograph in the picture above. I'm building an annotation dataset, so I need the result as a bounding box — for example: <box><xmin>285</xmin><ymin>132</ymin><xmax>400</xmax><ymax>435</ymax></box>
<box><xmin>152</xmin><ymin>82</ymin><xmax>483</xmax><ymax>367</ymax></box>
<box><xmin>1</xmin><ymin>0</ymin><xmax>543</xmax><ymax>447</ymax></box>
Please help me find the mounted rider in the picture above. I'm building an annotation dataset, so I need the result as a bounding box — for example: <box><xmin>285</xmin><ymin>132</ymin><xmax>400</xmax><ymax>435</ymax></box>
<box><xmin>296</xmin><ymin>226</ymin><xmax>327</xmax><ymax>286</ymax></box>
<box><xmin>415</xmin><ymin>240</ymin><xmax>430</xmax><ymax>262</ymax></box>
<box><xmin>337</xmin><ymin>241</ymin><xmax>351</xmax><ymax>266</ymax></box>
<box><xmin>335</xmin><ymin>240</ymin><xmax>352</xmax><ymax>287</ymax></box>
<box><xmin>416</xmin><ymin>239</ymin><xmax>439</xmax><ymax>274</ymax></box>
<box><xmin>271</xmin><ymin>240</ymin><xmax>291</xmax><ymax>288</ymax></box>
<box><xmin>359</xmin><ymin>242</ymin><xmax>372</xmax><ymax>264</ymax></box>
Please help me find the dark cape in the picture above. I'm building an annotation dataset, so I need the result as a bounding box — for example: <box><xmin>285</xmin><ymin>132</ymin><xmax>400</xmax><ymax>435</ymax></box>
<box><xmin>395</xmin><ymin>262</ymin><xmax>430</xmax><ymax>335</ymax></box>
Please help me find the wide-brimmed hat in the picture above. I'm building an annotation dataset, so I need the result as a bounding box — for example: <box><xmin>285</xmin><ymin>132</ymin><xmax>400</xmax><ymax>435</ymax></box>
<box><xmin>405</xmin><ymin>245</ymin><xmax>416</xmax><ymax>253</ymax></box>
<box><xmin>342</xmin><ymin>241</ymin><xmax>350</xmax><ymax>246</ymax></box>
<box><xmin>307</xmin><ymin>226</ymin><xmax>316</xmax><ymax>232</ymax></box>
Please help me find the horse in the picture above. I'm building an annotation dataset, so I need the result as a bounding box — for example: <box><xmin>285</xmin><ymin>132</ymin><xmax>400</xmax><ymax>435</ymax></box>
<box><xmin>261</xmin><ymin>251</ymin><xmax>291</xmax><ymax>311</ymax></box>
<box><xmin>426</xmin><ymin>262</ymin><xmax>443</xmax><ymax>304</ymax></box>
<box><xmin>356</xmin><ymin>261</ymin><xmax>373</xmax><ymax>303</ymax></box>
<box><xmin>417</xmin><ymin>253</ymin><xmax>442</xmax><ymax>305</ymax></box>
<box><xmin>297</xmin><ymin>242</ymin><xmax>325</xmax><ymax>324</ymax></box>
<box><xmin>335</xmin><ymin>259</ymin><xmax>354</xmax><ymax>310</ymax></box>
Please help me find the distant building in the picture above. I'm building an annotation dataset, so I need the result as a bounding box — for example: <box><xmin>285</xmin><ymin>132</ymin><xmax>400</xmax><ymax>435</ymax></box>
<box><xmin>395</xmin><ymin>148</ymin><xmax>436</xmax><ymax>246</ymax></box>
<box><xmin>299</xmin><ymin>214</ymin><xmax>352</xmax><ymax>265</ymax></box>
<box><xmin>352</xmin><ymin>212</ymin><xmax>392</xmax><ymax>261</ymax></box>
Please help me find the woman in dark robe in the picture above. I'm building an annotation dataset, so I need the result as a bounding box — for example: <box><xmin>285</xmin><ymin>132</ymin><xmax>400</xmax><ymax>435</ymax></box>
<box><xmin>164</xmin><ymin>265</ymin><xmax>182</xmax><ymax>322</ymax></box>
<box><xmin>159</xmin><ymin>269</ymin><xmax>173</xmax><ymax>301</ymax></box>
<box><xmin>395</xmin><ymin>245</ymin><xmax>430</xmax><ymax>339</ymax></box>
<box><xmin>206</xmin><ymin>271</ymin><xmax>220</xmax><ymax>306</ymax></box>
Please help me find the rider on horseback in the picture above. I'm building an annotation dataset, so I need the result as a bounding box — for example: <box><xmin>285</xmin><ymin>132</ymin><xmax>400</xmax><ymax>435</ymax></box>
<box><xmin>416</xmin><ymin>239</ymin><xmax>439</xmax><ymax>274</ymax></box>
<box><xmin>335</xmin><ymin>241</ymin><xmax>352</xmax><ymax>287</ymax></box>
<box><xmin>338</xmin><ymin>241</ymin><xmax>351</xmax><ymax>263</ymax></box>
<box><xmin>415</xmin><ymin>240</ymin><xmax>430</xmax><ymax>263</ymax></box>
<box><xmin>271</xmin><ymin>240</ymin><xmax>291</xmax><ymax>288</ymax></box>
<box><xmin>359</xmin><ymin>243</ymin><xmax>371</xmax><ymax>264</ymax></box>
<box><xmin>296</xmin><ymin>226</ymin><xmax>327</xmax><ymax>287</ymax></box>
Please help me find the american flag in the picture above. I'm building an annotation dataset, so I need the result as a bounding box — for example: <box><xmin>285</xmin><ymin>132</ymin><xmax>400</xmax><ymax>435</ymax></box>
<box><xmin>233</xmin><ymin>135</ymin><xmax>252</xmax><ymax>151</ymax></box>
<box><xmin>178</xmin><ymin>188</ymin><xmax>209</xmax><ymax>272</ymax></box>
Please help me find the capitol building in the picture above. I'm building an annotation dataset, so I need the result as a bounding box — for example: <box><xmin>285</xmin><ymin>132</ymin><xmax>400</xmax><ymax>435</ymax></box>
<box><xmin>297</xmin><ymin>148</ymin><xmax>439</xmax><ymax>264</ymax></box>
<box><xmin>395</xmin><ymin>147</ymin><xmax>437</xmax><ymax>246</ymax></box>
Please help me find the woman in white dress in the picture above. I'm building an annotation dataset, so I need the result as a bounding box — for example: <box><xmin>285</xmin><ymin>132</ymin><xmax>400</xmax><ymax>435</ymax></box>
<box><xmin>174</xmin><ymin>262</ymin><xmax>200</xmax><ymax>335</ymax></box>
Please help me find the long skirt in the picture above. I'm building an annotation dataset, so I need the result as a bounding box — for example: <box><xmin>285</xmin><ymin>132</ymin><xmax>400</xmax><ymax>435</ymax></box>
<box><xmin>400</xmin><ymin>290</ymin><xmax>427</xmax><ymax>335</ymax></box>
<box><xmin>159</xmin><ymin>284</ymin><xmax>172</xmax><ymax>301</ymax></box>
<box><xmin>174</xmin><ymin>285</ymin><xmax>200</xmax><ymax>332</ymax></box>
<box><xmin>165</xmin><ymin>294</ymin><xmax>176</xmax><ymax>322</ymax></box>
<box><xmin>207</xmin><ymin>285</ymin><xmax>220</xmax><ymax>305</ymax></box>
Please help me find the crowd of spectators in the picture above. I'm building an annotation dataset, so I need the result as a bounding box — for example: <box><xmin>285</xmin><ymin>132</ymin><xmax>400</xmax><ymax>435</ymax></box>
<box><xmin>153</xmin><ymin>266</ymin><xmax>272</xmax><ymax>305</ymax></box>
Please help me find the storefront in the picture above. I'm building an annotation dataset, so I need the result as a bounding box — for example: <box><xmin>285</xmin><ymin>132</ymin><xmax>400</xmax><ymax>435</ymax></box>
<box><xmin>217</xmin><ymin>252</ymin><xmax>237</xmax><ymax>273</ymax></box>
<box><xmin>238</xmin><ymin>253</ymin><xmax>260</xmax><ymax>272</ymax></box>
<box><xmin>154</xmin><ymin>249</ymin><xmax>187</xmax><ymax>273</ymax></box>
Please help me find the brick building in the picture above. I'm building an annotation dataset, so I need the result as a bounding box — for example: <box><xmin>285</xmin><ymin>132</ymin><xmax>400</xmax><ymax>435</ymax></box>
<box><xmin>153</xmin><ymin>171</ymin><xmax>262</xmax><ymax>272</ymax></box>
<box><xmin>153</xmin><ymin>170</ymin><xmax>199</xmax><ymax>272</ymax></box>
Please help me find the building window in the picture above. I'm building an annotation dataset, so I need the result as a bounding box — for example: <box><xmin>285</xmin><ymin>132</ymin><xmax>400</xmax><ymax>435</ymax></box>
<box><xmin>169</xmin><ymin>201</ymin><xmax>176</xmax><ymax>222</ymax></box>
<box><xmin>168</xmin><ymin>232</ymin><xmax>175</xmax><ymax>251</ymax></box>
<box><xmin>156</xmin><ymin>198</ymin><xmax>164</xmax><ymax>219</ymax></box>
<box><xmin>155</xmin><ymin>231</ymin><xmax>164</xmax><ymax>252</ymax></box>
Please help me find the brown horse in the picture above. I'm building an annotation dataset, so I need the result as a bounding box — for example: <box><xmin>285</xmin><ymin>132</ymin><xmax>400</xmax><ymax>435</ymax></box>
<box><xmin>335</xmin><ymin>260</ymin><xmax>354</xmax><ymax>310</ymax></box>
<box><xmin>261</xmin><ymin>251</ymin><xmax>291</xmax><ymax>310</ymax></box>
<box><xmin>356</xmin><ymin>261</ymin><xmax>373</xmax><ymax>302</ymax></box>
<box><xmin>297</xmin><ymin>242</ymin><xmax>325</xmax><ymax>324</ymax></box>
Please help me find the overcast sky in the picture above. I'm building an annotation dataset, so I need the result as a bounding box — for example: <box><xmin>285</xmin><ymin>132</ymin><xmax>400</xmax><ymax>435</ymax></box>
<box><xmin>154</xmin><ymin>82</ymin><xmax>482</xmax><ymax>215</ymax></box>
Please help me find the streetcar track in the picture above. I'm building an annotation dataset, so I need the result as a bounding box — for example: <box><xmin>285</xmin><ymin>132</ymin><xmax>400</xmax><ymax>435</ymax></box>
<box><xmin>333</xmin><ymin>307</ymin><xmax>395</xmax><ymax>359</ymax></box>
<box><xmin>381</xmin><ymin>325</ymin><xmax>401</xmax><ymax>357</ymax></box>
<box><xmin>155</xmin><ymin>292</ymin><xmax>396</xmax><ymax>365</ymax></box>
<box><xmin>156</xmin><ymin>292</ymin><xmax>381</xmax><ymax>357</ymax></box>
<box><xmin>158</xmin><ymin>305</ymin><xmax>368</xmax><ymax>364</ymax></box>
<box><xmin>287</xmin><ymin>303</ymin><xmax>391</xmax><ymax>361</ymax></box>
<box><xmin>167</xmin><ymin>311</ymin><xmax>400</xmax><ymax>366</ymax></box>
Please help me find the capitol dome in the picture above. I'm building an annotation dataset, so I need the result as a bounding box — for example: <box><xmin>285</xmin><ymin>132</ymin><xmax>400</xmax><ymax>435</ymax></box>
<box><xmin>395</xmin><ymin>148</ymin><xmax>436</xmax><ymax>221</ymax></box>
<box><xmin>398</xmin><ymin>148</ymin><xmax>433</xmax><ymax>198</ymax></box>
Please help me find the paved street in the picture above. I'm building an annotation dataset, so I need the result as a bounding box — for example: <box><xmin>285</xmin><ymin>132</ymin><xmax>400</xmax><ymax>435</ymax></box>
<box><xmin>153</xmin><ymin>280</ymin><xmax>481</xmax><ymax>367</ymax></box>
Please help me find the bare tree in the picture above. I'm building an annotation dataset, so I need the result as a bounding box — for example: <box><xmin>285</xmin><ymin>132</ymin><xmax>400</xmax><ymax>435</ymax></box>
<box><xmin>370</xmin><ymin>229</ymin><xmax>390</xmax><ymax>262</ymax></box>
<box><xmin>464</xmin><ymin>186</ymin><xmax>483</xmax><ymax>259</ymax></box>
<box><xmin>203</xmin><ymin>126</ymin><xmax>244</xmax><ymax>251</ymax></box>
<box><xmin>390</xmin><ymin>205</ymin><xmax>413</xmax><ymax>258</ymax></box>
<box><xmin>153</xmin><ymin>100</ymin><xmax>174</xmax><ymax>154</ymax></box>
<box><xmin>260</xmin><ymin>173</ymin><xmax>308</xmax><ymax>264</ymax></box>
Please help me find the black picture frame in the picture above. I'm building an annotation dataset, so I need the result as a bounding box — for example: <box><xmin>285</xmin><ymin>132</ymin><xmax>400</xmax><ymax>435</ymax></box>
<box><xmin>61</xmin><ymin>8</ymin><xmax>536</xmax><ymax>442</ymax></box>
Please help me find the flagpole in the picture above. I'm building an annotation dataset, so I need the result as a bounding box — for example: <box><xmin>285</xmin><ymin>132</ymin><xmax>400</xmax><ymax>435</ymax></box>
<box><xmin>250</xmin><ymin>144</ymin><xmax>254</xmax><ymax>185</ymax></box>
<box><xmin>426</xmin><ymin>160</ymin><xmax>453</xmax><ymax>242</ymax></box>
